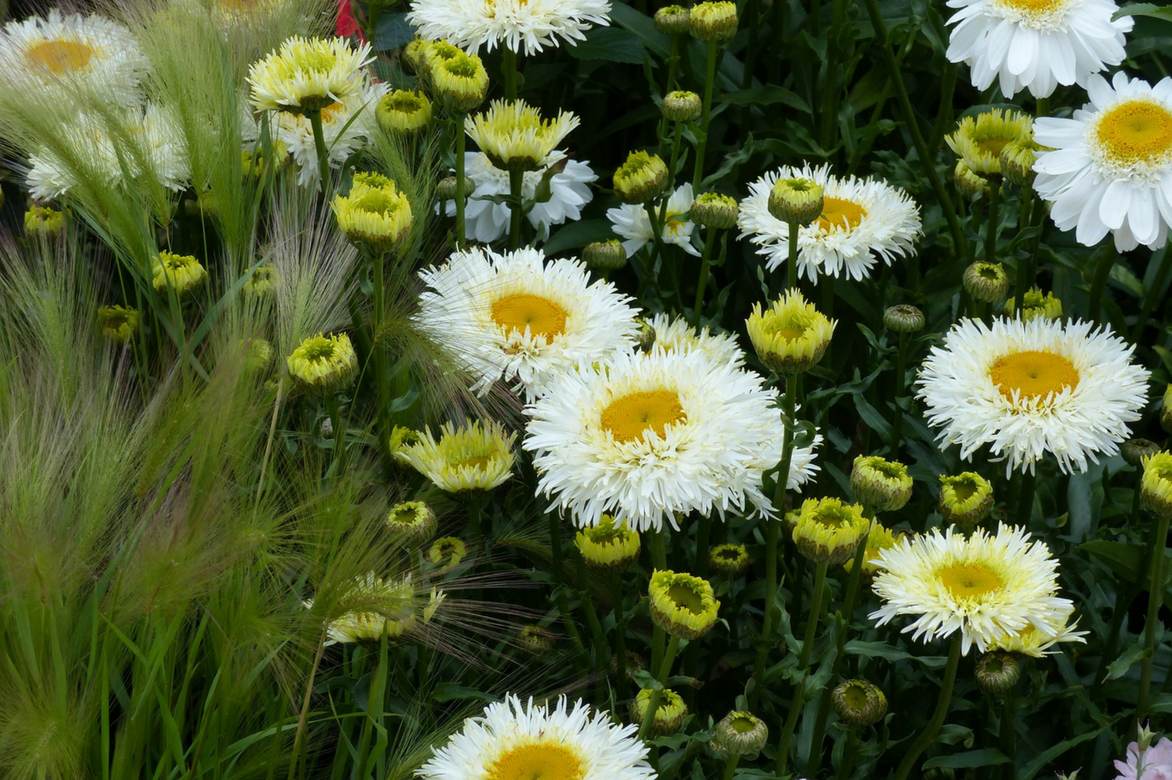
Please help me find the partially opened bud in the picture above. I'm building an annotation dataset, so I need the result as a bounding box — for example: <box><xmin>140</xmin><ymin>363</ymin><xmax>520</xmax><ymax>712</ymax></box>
<box><xmin>975</xmin><ymin>650</ymin><xmax>1021</xmax><ymax>695</ymax></box>
<box><xmin>832</xmin><ymin>679</ymin><xmax>888</xmax><ymax>727</ymax></box>
<box><xmin>963</xmin><ymin>261</ymin><xmax>1009</xmax><ymax>303</ymax></box>
<box><xmin>712</xmin><ymin>711</ymin><xmax>768</xmax><ymax>757</ymax></box>
<box><xmin>767</xmin><ymin>177</ymin><xmax>823</xmax><ymax>225</ymax></box>
<box><xmin>583</xmin><ymin>239</ymin><xmax>627</xmax><ymax>272</ymax></box>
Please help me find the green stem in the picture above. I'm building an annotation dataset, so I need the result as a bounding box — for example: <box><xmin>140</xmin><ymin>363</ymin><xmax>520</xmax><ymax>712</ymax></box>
<box><xmin>508</xmin><ymin>168</ymin><xmax>524</xmax><ymax>249</ymax></box>
<box><xmin>308</xmin><ymin>109</ymin><xmax>331</xmax><ymax>191</ymax></box>
<box><xmin>834</xmin><ymin>730</ymin><xmax>858</xmax><ymax>780</ymax></box>
<box><xmin>1000</xmin><ymin>690</ymin><xmax>1017</xmax><ymax>780</ymax></box>
<box><xmin>721</xmin><ymin>754</ymin><xmax>741</xmax><ymax>780</ymax></box>
<box><xmin>454</xmin><ymin>117</ymin><xmax>467</xmax><ymax>247</ymax></box>
<box><xmin>692</xmin><ymin>41</ymin><xmax>720</xmax><ymax>192</ymax></box>
<box><xmin>1016</xmin><ymin>468</ymin><xmax>1037</xmax><ymax>525</ymax></box>
<box><xmin>1014</xmin><ymin>198</ymin><xmax>1038</xmax><ymax>308</ymax></box>
<box><xmin>502</xmin><ymin>47</ymin><xmax>518</xmax><ymax>100</ymax></box>
<box><xmin>891</xmin><ymin>332</ymin><xmax>907</xmax><ymax>450</ymax></box>
<box><xmin>639</xmin><ymin>635</ymin><xmax>682</xmax><ymax>740</ymax></box>
<box><xmin>1138</xmin><ymin>509</ymin><xmax>1171</xmax><ymax>721</ymax></box>
<box><xmin>1133</xmin><ymin>241</ymin><xmax>1172</xmax><ymax>341</ymax></box>
<box><xmin>693</xmin><ymin>226</ymin><xmax>717</xmax><ymax>321</ymax></box>
<box><xmin>548</xmin><ymin>511</ymin><xmax>565</xmax><ymax>580</ymax></box>
<box><xmin>984</xmin><ymin>178</ymin><xmax>1001</xmax><ymax>262</ymax></box>
<box><xmin>892</xmin><ymin>635</ymin><xmax>963</xmax><ymax>780</ymax></box>
<box><xmin>1088</xmin><ymin>245</ymin><xmax>1115</xmax><ymax>322</ymax></box>
<box><xmin>776</xmin><ymin>561</ymin><xmax>830</xmax><ymax>776</ymax></box>
<box><xmin>695</xmin><ymin>513</ymin><xmax>713</xmax><ymax>576</ymax></box>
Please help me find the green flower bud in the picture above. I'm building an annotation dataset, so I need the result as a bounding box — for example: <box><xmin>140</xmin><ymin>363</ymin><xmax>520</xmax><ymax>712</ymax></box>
<box><xmin>939</xmin><ymin>472</ymin><xmax>994</xmax><ymax>528</ymax></box>
<box><xmin>708</xmin><ymin>542</ymin><xmax>750</xmax><ymax>575</ymax></box>
<box><xmin>712</xmin><ymin>711</ymin><xmax>768</xmax><ymax>757</ymax></box>
<box><xmin>767</xmin><ymin>177</ymin><xmax>823</xmax><ymax>225</ymax></box>
<box><xmin>583</xmin><ymin>239</ymin><xmax>628</xmax><ymax>272</ymax></box>
<box><xmin>963</xmin><ymin>261</ymin><xmax>1009</xmax><ymax>303</ymax></box>
<box><xmin>377</xmin><ymin>89</ymin><xmax>432</xmax><ymax>134</ymax></box>
<box><xmin>1000</xmin><ymin>139</ymin><xmax>1041</xmax><ymax>186</ymax></box>
<box><xmin>851</xmin><ymin>455</ymin><xmax>913</xmax><ymax>513</ymax></box>
<box><xmin>662</xmin><ymin>89</ymin><xmax>702</xmax><ymax>122</ymax></box>
<box><xmin>24</xmin><ymin>205</ymin><xmax>66</xmax><ymax>236</ymax></box>
<box><xmin>689</xmin><ymin>1</ymin><xmax>738</xmax><ymax>43</ymax></box>
<box><xmin>691</xmin><ymin>192</ymin><xmax>738</xmax><ymax>230</ymax></box>
<box><xmin>883</xmin><ymin>304</ymin><xmax>925</xmax><ymax>334</ymax></box>
<box><xmin>954</xmin><ymin>159</ymin><xmax>990</xmax><ymax>199</ymax></box>
<box><xmin>613</xmin><ymin>149</ymin><xmax>669</xmax><ymax>204</ymax></box>
<box><xmin>832</xmin><ymin>679</ymin><xmax>888</xmax><ymax>727</ymax></box>
<box><xmin>1005</xmin><ymin>287</ymin><xmax>1062</xmax><ymax>321</ymax></box>
<box><xmin>975</xmin><ymin>650</ymin><xmax>1021</xmax><ymax>695</ymax></box>
<box><xmin>97</xmin><ymin>305</ymin><xmax>140</xmax><ymax>344</ymax></box>
<box><xmin>1123</xmin><ymin>438</ymin><xmax>1162</xmax><ymax>467</ymax></box>
<box><xmin>631</xmin><ymin>688</ymin><xmax>688</xmax><ymax>735</ymax></box>
<box><xmin>654</xmin><ymin>4</ymin><xmax>691</xmax><ymax>35</ymax></box>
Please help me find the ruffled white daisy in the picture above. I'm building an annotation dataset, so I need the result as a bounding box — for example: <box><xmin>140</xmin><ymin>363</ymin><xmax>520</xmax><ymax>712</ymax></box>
<box><xmin>1033</xmin><ymin>72</ymin><xmax>1172</xmax><ymax>251</ymax></box>
<box><xmin>738</xmin><ymin>163</ymin><xmax>921</xmax><ymax>283</ymax></box>
<box><xmin>407</xmin><ymin>0</ymin><xmax>612</xmax><ymax>56</ymax></box>
<box><xmin>0</xmin><ymin>10</ymin><xmax>148</xmax><ymax>106</ymax></box>
<box><xmin>443</xmin><ymin>151</ymin><xmax>596</xmax><ymax>243</ymax></box>
<box><xmin>276</xmin><ymin>81</ymin><xmax>387</xmax><ymax>187</ymax></box>
<box><xmin>784</xmin><ymin>414</ymin><xmax>822</xmax><ymax>492</ymax></box>
<box><xmin>916</xmin><ymin>316</ymin><xmax>1149</xmax><ymax>475</ymax></box>
<box><xmin>869</xmin><ymin>523</ymin><xmax>1081</xmax><ymax>655</ymax></box>
<box><xmin>417</xmin><ymin>695</ymin><xmax>653</xmax><ymax>780</ymax></box>
<box><xmin>646</xmin><ymin>312</ymin><xmax>745</xmax><ymax>367</ymax></box>
<box><xmin>987</xmin><ymin>602</ymin><xmax>1087</xmax><ymax>657</ymax></box>
<box><xmin>415</xmin><ymin>246</ymin><xmax>640</xmax><ymax>399</ymax></box>
<box><xmin>606</xmin><ymin>183</ymin><xmax>699</xmax><ymax>258</ymax></box>
<box><xmin>523</xmin><ymin>348</ymin><xmax>783</xmax><ymax>531</ymax></box>
<box><xmin>945</xmin><ymin>0</ymin><xmax>1131</xmax><ymax>99</ymax></box>
<box><xmin>26</xmin><ymin>103</ymin><xmax>190</xmax><ymax>200</ymax></box>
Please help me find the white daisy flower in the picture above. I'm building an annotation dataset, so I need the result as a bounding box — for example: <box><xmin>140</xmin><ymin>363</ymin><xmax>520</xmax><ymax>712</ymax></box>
<box><xmin>277</xmin><ymin>81</ymin><xmax>387</xmax><ymax>187</ymax></box>
<box><xmin>784</xmin><ymin>413</ymin><xmax>823</xmax><ymax>492</ymax></box>
<box><xmin>0</xmin><ymin>10</ymin><xmax>148</xmax><ymax>106</ymax></box>
<box><xmin>646</xmin><ymin>312</ymin><xmax>745</xmax><ymax>367</ymax></box>
<box><xmin>26</xmin><ymin>103</ymin><xmax>190</xmax><ymax>200</ymax></box>
<box><xmin>523</xmin><ymin>348</ymin><xmax>783</xmax><ymax>531</ymax></box>
<box><xmin>417</xmin><ymin>695</ymin><xmax>653</xmax><ymax>780</ymax></box>
<box><xmin>443</xmin><ymin>151</ymin><xmax>597</xmax><ymax>243</ymax></box>
<box><xmin>870</xmin><ymin>523</ymin><xmax>1083</xmax><ymax>656</ymax></box>
<box><xmin>916</xmin><ymin>316</ymin><xmax>1149</xmax><ymax>476</ymax></box>
<box><xmin>415</xmin><ymin>246</ymin><xmax>640</xmax><ymax>400</ymax></box>
<box><xmin>1033</xmin><ymin>72</ymin><xmax>1172</xmax><ymax>251</ymax></box>
<box><xmin>945</xmin><ymin>0</ymin><xmax>1131</xmax><ymax>99</ymax></box>
<box><xmin>738</xmin><ymin>163</ymin><xmax>921</xmax><ymax>283</ymax></box>
<box><xmin>406</xmin><ymin>0</ymin><xmax>613</xmax><ymax>56</ymax></box>
<box><xmin>606</xmin><ymin>183</ymin><xmax>700</xmax><ymax>258</ymax></box>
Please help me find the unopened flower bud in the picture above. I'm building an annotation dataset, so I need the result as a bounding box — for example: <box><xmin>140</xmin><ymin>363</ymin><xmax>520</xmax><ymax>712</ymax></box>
<box><xmin>691</xmin><ymin>192</ymin><xmax>738</xmax><ymax>230</ymax></box>
<box><xmin>575</xmin><ymin>515</ymin><xmax>640</xmax><ymax>568</ymax></box>
<box><xmin>708</xmin><ymin>542</ymin><xmax>750</xmax><ymax>575</ymax></box>
<box><xmin>975</xmin><ymin>650</ymin><xmax>1021</xmax><ymax>695</ymax></box>
<box><xmin>435</xmin><ymin>174</ymin><xmax>473</xmax><ymax>202</ymax></box>
<box><xmin>377</xmin><ymin>89</ymin><xmax>432</xmax><ymax>134</ymax></box>
<box><xmin>1142</xmin><ymin>452</ymin><xmax>1172</xmax><ymax>521</ymax></box>
<box><xmin>1160</xmin><ymin>385</ymin><xmax>1172</xmax><ymax>434</ymax></box>
<box><xmin>851</xmin><ymin>455</ymin><xmax>913</xmax><ymax>513</ymax></box>
<box><xmin>517</xmin><ymin>624</ymin><xmax>555</xmax><ymax>654</ymax></box>
<box><xmin>613</xmin><ymin>150</ymin><xmax>669</xmax><ymax>204</ymax></box>
<box><xmin>1005</xmin><ymin>287</ymin><xmax>1061</xmax><ymax>321</ymax></box>
<box><xmin>583</xmin><ymin>239</ymin><xmax>627</xmax><ymax>272</ymax></box>
<box><xmin>1123</xmin><ymin>438</ymin><xmax>1161</xmax><ymax>467</ymax></box>
<box><xmin>1000</xmin><ymin>140</ymin><xmax>1040</xmax><ymax>186</ymax></box>
<box><xmin>24</xmin><ymin>205</ymin><xmax>66</xmax><ymax>236</ymax></box>
<box><xmin>689</xmin><ymin>1</ymin><xmax>738</xmax><ymax>43</ymax></box>
<box><xmin>386</xmin><ymin>500</ymin><xmax>437</xmax><ymax>543</ymax></box>
<box><xmin>631</xmin><ymin>688</ymin><xmax>688</xmax><ymax>734</ymax></box>
<box><xmin>832</xmin><ymin>679</ymin><xmax>888</xmax><ymax>727</ymax></box>
<box><xmin>963</xmin><ymin>261</ymin><xmax>1009</xmax><ymax>303</ymax></box>
<box><xmin>712</xmin><ymin>711</ymin><xmax>768</xmax><ymax>757</ymax></box>
<box><xmin>649</xmin><ymin>569</ymin><xmax>719</xmax><ymax>639</ymax></box>
<box><xmin>939</xmin><ymin>472</ymin><xmax>994</xmax><ymax>528</ymax></box>
<box><xmin>767</xmin><ymin>177</ymin><xmax>823</xmax><ymax>226</ymax></box>
<box><xmin>954</xmin><ymin>160</ymin><xmax>990</xmax><ymax>199</ymax></box>
<box><xmin>662</xmin><ymin>90</ymin><xmax>702</xmax><ymax>122</ymax></box>
<box><xmin>883</xmin><ymin>304</ymin><xmax>925</xmax><ymax>334</ymax></box>
<box><xmin>97</xmin><ymin>305</ymin><xmax>140</xmax><ymax>344</ymax></box>
<box><xmin>654</xmin><ymin>4</ymin><xmax>691</xmax><ymax>35</ymax></box>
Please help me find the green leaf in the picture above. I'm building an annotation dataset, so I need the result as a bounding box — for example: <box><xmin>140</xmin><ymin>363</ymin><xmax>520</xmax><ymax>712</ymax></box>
<box><xmin>721</xmin><ymin>87</ymin><xmax>812</xmax><ymax>114</ymax></box>
<box><xmin>543</xmin><ymin>218</ymin><xmax>616</xmax><ymax>256</ymax></box>
<box><xmin>372</xmin><ymin>13</ymin><xmax>415</xmax><ymax>52</ymax></box>
<box><xmin>923</xmin><ymin>748</ymin><xmax>1009</xmax><ymax>769</ymax></box>
<box><xmin>1104</xmin><ymin>638</ymin><xmax>1148</xmax><ymax>681</ymax></box>
<box><xmin>1116</xmin><ymin>3</ymin><xmax>1172</xmax><ymax>22</ymax></box>
<box><xmin>844</xmin><ymin>640</ymin><xmax>946</xmax><ymax>668</ymax></box>
<box><xmin>567</xmin><ymin>28</ymin><xmax>647</xmax><ymax>64</ymax></box>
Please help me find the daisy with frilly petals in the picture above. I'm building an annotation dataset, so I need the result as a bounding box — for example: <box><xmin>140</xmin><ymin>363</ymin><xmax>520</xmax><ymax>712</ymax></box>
<box><xmin>738</xmin><ymin>163</ymin><xmax>921</xmax><ymax>283</ymax></box>
<box><xmin>276</xmin><ymin>81</ymin><xmax>387</xmax><ymax>186</ymax></box>
<box><xmin>415</xmin><ymin>246</ymin><xmax>640</xmax><ymax>400</ymax></box>
<box><xmin>607</xmin><ymin>183</ymin><xmax>700</xmax><ymax>258</ymax></box>
<box><xmin>523</xmin><ymin>348</ymin><xmax>783</xmax><ymax>531</ymax></box>
<box><xmin>417</xmin><ymin>695</ymin><xmax>653</xmax><ymax>779</ymax></box>
<box><xmin>645</xmin><ymin>312</ymin><xmax>745</xmax><ymax>367</ymax></box>
<box><xmin>1033</xmin><ymin>72</ymin><xmax>1172</xmax><ymax>250</ymax></box>
<box><xmin>916</xmin><ymin>316</ymin><xmax>1149</xmax><ymax>475</ymax></box>
<box><xmin>945</xmin><ymin>0</ymin><xmax>1131</xmax><ymax>99</ymax></box>
<box><xmin>407</xmin><ymin>0</ymin><xmax>612</xmax><ymax>56</ymax></box>
<box><xmin>869</xmin><ymin>523</ymin><xmax>1083</xmax><ymax>655</ymax></box>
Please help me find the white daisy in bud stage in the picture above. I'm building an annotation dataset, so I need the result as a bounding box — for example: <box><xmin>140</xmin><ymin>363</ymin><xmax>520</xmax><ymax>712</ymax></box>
<box><xmin>247</xmin><ymin>36</ymin><xmax>372</xmax><ymax>114</ymax></box>
<box><xmin>0</xmin><ymin>10</ymin><xmax>148</xmax><ymax>106</ymax></box>
<box><xmin>407</xmin><ymin>0</ymin><xmax>612</xmax><ymax>56</ymax></box>
<box><xmin>945</xmin><ymin>0</ymin><xmax>1131</xmax><ymax>99</ymax></box>
<box><xmin>606</xmin><ymin>183</ymin><xmax>700</xmax><ymax>258</ymax></box>
<box><xmin>275</xmin><ymin>81</ymin><xmax>388</xmax><ymax>187</ymax></box>
<box><xmin>415</xmin><ymin>246</ymin><xmax>640</xmax><ymax>400</ymax></box>
<box><xmin>738</xmin><ymin>163</ymin><xmax>921</xmax><ymax>283</ymax></box>
<box><xmin>1033</xmin><ymin>72</ymin><xmax>1172</xmax><ymax>250</ymax></box>
<box><xmin>523</xmin><ymin>348</ymin><xmax>783</xmax><ymax>531</ymax></box>
<box><xmin>443</xmin><ymin>151</ymin><xmax>597</xmax><ymax>243</ymax></box>
<box><xmin>916</xmin><ymin>316</ymin><xmax>1149</xmax><ymax>475</ymax></box>
<box><xmin>417</xmin><ymin>695</ymin><xmax>653</xmax><ymax>780</ymax></box>
<box><xmin>869</xmin><ymin>523</ymin><xmax>1083</xmax><ymax>655</ymax></box>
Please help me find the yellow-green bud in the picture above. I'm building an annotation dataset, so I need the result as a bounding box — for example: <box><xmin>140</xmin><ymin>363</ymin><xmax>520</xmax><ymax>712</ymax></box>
<box><xmin>386</xmin><ymin>500</ymin><xmax>437</xmax><ymax>543</ymax></box>
<box><xmin>152</xmin><ymin>251</ymin><xmax>207</xmax><ymax>295</ymax></box>
<box><xmin>1163</xmin><ymin>385</ymin><xmax>1172</xmax><ymax>434</ymax></box>
<box><xmin>428</xmin><ymin>535</ymin><xmax>467</xmax><ymax>571</ymax></box>
<box><xmin>832</xmin><ymin>679</ymin><xmax>888</xmax><ymax>727</ymax></box>
<box><xmin>712</xmin><ymin>711</ymin><xmax>768</xmax><ymax>757</ymax></box>
<box><xmin>1005</xmin><ymin>287</ymin><xmax>1062</xmax><ymax>321</ymax></box>
<box><xmin>435</xmin><ymin>175</ymin><xmax>471</xmax><ymax>202</ymax></box>
<box><xmin>689</xmin><ymin>1</ymin><xmax>738</xmax><ymax>43</ymax></box>
<box><xmin>975</xmin><ymin>651</ymin><xmax>1021</xmax><ymax>695</ymax></box>
<box><xmin>244</xmin><ymin>264</ymin><xmax>278</xmax><ymax>298</ymax></box>
<box><xmin>883</xmin><ymin>304</ymin><xmax>925</xmax><ymax>334</ymax></box>
<box><xmin>792</xmin><ymin>497</ymin><xmax>870</xmax><ymax>565</ymax></box>
<box><xmin>613</xmin><ymin>149</ymin><xmax>669</xmax><ymax>204</ymax></box>
<box><xmin>430</xmin><ymin>50</ymin><xmax>489</xmax><ymax>112</ymax></box>
<box><xmin>517</xmin><ymin>624</ymin><xmax>555</xmax><ymax>654</ymax></box>
<box><xmin>243</xmin><ymin>337</ymin><xmax>273</xmax><ymax>373</ymax></box>
<box><xmin>662</xmin><ymin>89</ymin><xmax>702</xmax><ymax>123</ymax></box>
<box><xmin>377</xmin><ymin>89</ymin><xmax>432</xmax><ymax>134</ymax></box>
<box><xmin>963</xmin><ymin>261</ymin><xmax>1010</xmax><ymax>303</ymax></box>
<box><xmin>1123</xmin><ymin>438</ymin><xmax>1162</xmax><ymax>467</ymax></box>
<box><xmin>939</xmin><ymin>471</ymin><xmax>994</xmax><ymax>528</ymax></box>
<box><xmin>286</xmin><ymin>332</ymin><xmax>358</xmax><ymax>392</ymax></box>
<box><xmin>332</xmin><ymin>171</ymin><xmax>413</xmax><ymax>254</ymax></box>
<box><xmin>574</xmin><ymin>516</ymin><xmax>640</xmax><ymax>568</ymax></box>
<box><xmin>1000</xmin><ymin>140</ymin><xmax>1040</xmax><ymax>186</ymax></box>
<box><xmin>631</xmin><ymin>688</ymin><xmax>688</xmax><ymax>734</ymax></box>
<box><xmin>648</xmin><ymin>569</ymin><xmax>719</xmax><ymax>639</ymax></box>
<box><xmin>24</xmin><ymin>205</ymin><xmax>66</xmax><ymax>236</ymax></box>
<box><xmin>954</xmin><ymin>160</ymin><xmax>990</xmax><ymax>199</ymax></box>
<box><xmin>97</xmin><ymin>305</ymin><xmax>140</xmax><ymax>344</ymax></box>
<box><xmin>402</xmin><ymin>38</ymin><xmax>430</xmax><ymax>73</ymax></box>
<box><xmin>583</xmin><ymin>239</ymin><xmax>628</xmax><ymax>272</ymax></box>
<box><xmin>708</xmin><ymin>542</ymin><xmax>750</xmax><ymax>575</ymax></box>
<box><xmin>1141</xmin><ymin>452</ymin><xmax>1172</xmax><ymax>521</ymax></box>
<box><xmin>691</xmin><ymin>192</ymin><xmax>738</xmax><ymax>230</ymax></box>
<box><xmin>654</xmin><ymin>4</ymin><xmax>691</xmax><ymax>35</ymax></box>
<box><xmin>767</xmin><ymin>177</ymin><xmax>824</xmax><ymax>225</ymax></box>
<box><xmin>851</xmin><ymin>455</ymin><xmax>913</xmax><ymax>513</ymax></box>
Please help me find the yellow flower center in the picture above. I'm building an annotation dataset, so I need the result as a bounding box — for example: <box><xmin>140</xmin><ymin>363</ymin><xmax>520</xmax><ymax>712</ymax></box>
<box><xmin>1096</xmin><ymin>100</ymin><xmax>1172</xmax><ymax>164</ymax></box>
<box><xmin>936</xmin><ymin>562</ymin><xmax>1005</xmax><ymax>599</ymax></box>
<box><xmin>989</xmin><ymin>350</ymin><xmax>1079</xmax><ymax>400</ymax></box>
<box><xmin>601</xmin><ymin>390</ymin><xmax>686</xmax><ymax>442</ymax></box>
<box><xmin>491</xmin><ymin>293</ymin><xmax>568</xmax><ymax>341</ymax></box>
<box><xmin>486</xmin><ymin>741</ymin><xmax>585</xmax><ymax>780</ymax></box>
<box><xmin>816</xmin><ymin>197</ymin><xmax>868</xmax><ymax>233</ymax></box>
<box><xmin>667</xmin><ymin>583</ymin><xmax>705</xmax><ymax>613</ymax></box>
<box><xmin>25</xmin><ymin>38</ymin><xmax>96</xmax><ymax>74</ymax></box>
<box><xmin>976</xmin><ymin>136</ymin><xmax>1011</xmax><ymax>158</ymax></box>
<box><xmin>452</xmin><ymin>453</ymin><xmax>494</xmax><ymax>471</ymax></box>
<box><xmin>997</xmin><ymin>0</ymin><xmax>1064</xmax><ymax>12</ymax></box>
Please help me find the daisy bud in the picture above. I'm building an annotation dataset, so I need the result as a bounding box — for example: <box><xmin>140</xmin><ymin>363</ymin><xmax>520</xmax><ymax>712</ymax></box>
<box><xmin>654</xmin><ymin>4</ymin><xmax>691</xmax><ymax>35</ymax></box>
<box><xmin>316</xmin><ymin>573</ymin><xmax>422</xmax><ymax>643</ymax></box>
<box><xmin>945</xmin><ymin>109</ymin><xmax>1032</xmax><ymax>176</ymax></box>
<box><xmin>247</xmin><ymin>36</ymin><xmax>371</xmax><ymax>116</ymax></box>
<box><xmin>1005</xmin><ymin>287</ymin><xmax>1062</xmax><ymax>321</ymax></box>
<box><xmin>883</xmin><ymin>304</ymin><xmax>925</xmax><ymax>333</ymax></box>
<box><xmin>613</xmin><ymin>149</ymin><xmax>669</xmax><ymax>204</ymax></box>
<box><xmin>767</xmin><ymin>177</ymin><xmax>824</xmax><ymax>225</ymax></box>
<box><xmin>377</xmin><ymin>89</ymin><xmax>432</xmax><ymax>134</ymax></box>
<box><xmin>431</xmin><ymin>50</ymin><xmax>490</xmax><ymax>112</ymax></box>
<box><xmin>402</xmin><ymin>38</ymin><xmax>430</xmax><ymax>73</ymax></box>
<box><xmin>792</xmin><ymin>497</ymin><xmax>870</xmax><ymax>565</ymax></box>
<box><xmin>435</xmin><ymin>175</ymin><xmax>470</xmax><ymax>203</ymax></box>
<box><xmin>583</xmin><ymin>239</ymin><xmax>628</xmax><ymax>272</ymax></box>
<box><xmin>851</xmin><ymin>455</ymin><xmax>913</xmax><ymax>513</ymax></box>
<box><xmin>975</xmin><ymin>650</ymin><xmax>1021</xmax><ymax>695</ymax></box>
<box><xmin>1141</xmin><ymin>452</ymin><xmax>1172</xmax><ymax>520</ymax></box>
<box><xmin>832</xmin><ymin>679</ymin><xmax>888</xmax><ymax>727</ymax></box>
<box><xmin>631</xmin><ymin>688</ymin><xmax>688</xmax><ymax>734</ymax></box>
<box><xmin>843</xmin><ymin>523</ymin><xmax>902</xmax><ymax>577</ymax></box>
<box><xmin>466</xmin><ymin>99</ymin><xmax>578</xmax><ymax>172</ymax></box>
<box><xmin>712</xmin><ymin>711</ymin><xmax>768</xmax><ymax>757</ymax></box>
<box><xmin>1123</xmin><ymin>438</ymin><xmax>1162</xmax><ymax>467</ymax></box>
<box><xmin>746</xmin><ymin>290</ymin><xmax>835</xmax><ymax>374</ymax></box>
<box><xmin>939</xmin><ymin>472</ymin><xmax>994</xmax><ymax>528</ymax></box>
<box><xmin>962</xmin><ymin>261</ymin><xmax>1009</xmax><ymax>303</ymax></box>
<box><xmin>662</xmin><ymin>89</ymin><xmax>702</xmax><ymax>123</ymax></box>
<box><xmin>1162</xmin><ymin>386</ymin><xmax>1172</xmax><ymax>434</ymax></box>
<box><xmin>394</xmin><ymin>420</ymin><xmax>516</xmax><ymax>493</ymax></box>
<box><xmin>97</xmin><ymin>305</ymin><xmax>140</xmax><ymax>344</ymax></box>
<box><xmin>649</xmin><ymin>569</ymin><xmax>720</xmax><ymax>639</ymax></box>
<box><xmin>24</xmin><ymin>204</ymin><xmax>66</xmax><ymax>236</ymax></box>
<box><xmin>386</xmin><ymin>500</ymin><xmax>437</xmax><ymax>543</ymax></box>
<box><xmin>333</xmin><ymin>172</ymin><xmax>413</xmax><ymax>254</ymax></box>
<box><xmin>954</xmin><ymin>160</ymin><xmax>990</xmax><ymax>199</ymax></box>
<box><xmin>428</xmin><ymin>535</ymin><xmax>467</xmax><ymax>571</ymax></box>
<box><xmin>1000</xmin><ymin>139</ymin><xmax>1041</xmax><ymax>186</ymax></box>
<box><xmin>575</xmin><ymin>515</ymin><xmax>640</xmax><ymax>569</ymax></box>
<box><xmin>691</xmin><ymin>192</ymin><xmax>738</xmax><ymax>230</ymax></box>
<box><xmin>152</xmin><ymin>251</ymin><xmax>207</xmax><ymax>296</ymax></box>
<box><xmin>689</xmin><ymin>1</ymin><xmax>738</xmax><ymax>43</ymax></box>
<box><xmin>517</xmin><ymin>624</ymin><xmax>555</xmax><ymax>654</ymax></box>
<box><xmin>286</xmin><ymin>332</ymin><xmax>358</xmax><ymax>392</ymax></box>
<box><xmin>708</xmin><ymin>542</ymin><xmax>750</xmax><ymax>575</ymax></box>
<box><xmin>244</xmin><ymin>264</ymin><xmax>278</xmax><ymax>298</ymax></box>
<box><xmin>243</xmin><ymin>337</ymin><xmax>274</xmax><ymax>373</ymax></box>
